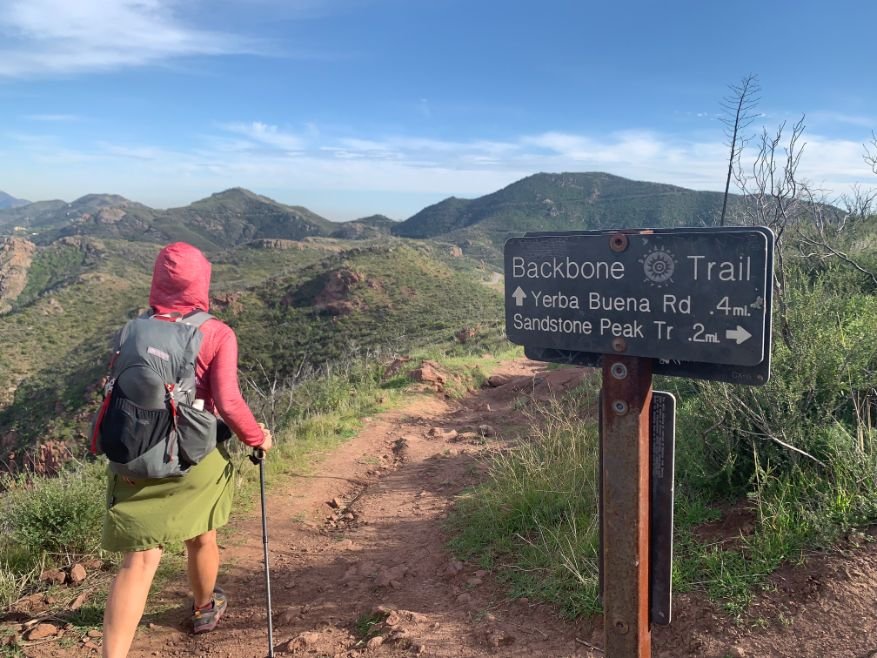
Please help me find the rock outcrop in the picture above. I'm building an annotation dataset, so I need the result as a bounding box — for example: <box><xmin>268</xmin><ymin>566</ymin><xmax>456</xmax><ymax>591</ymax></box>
<box><xmin>314</xmin><ymin>268</ymin><xmax>365</xmax><ymax>316</ymax></box>
<box><xmin>0</xmin><ymin>237</ymin><xmax>36</xmax><ymax>313</ymax></box>
<box><xmin>249</xmin><ymin>238</ymin><xmax>307</xmax><ymax>250</ymax></box>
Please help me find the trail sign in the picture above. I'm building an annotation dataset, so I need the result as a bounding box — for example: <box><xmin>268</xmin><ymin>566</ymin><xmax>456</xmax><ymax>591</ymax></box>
<box><xmin>505</xmin><ymin>227</ymin><xmax>774</xmax><ymax>381</ymax></box>
<box><xmin>516</xmin><ymin>227</ymin><xmax>775</xmax><ymax>658</ymax></box>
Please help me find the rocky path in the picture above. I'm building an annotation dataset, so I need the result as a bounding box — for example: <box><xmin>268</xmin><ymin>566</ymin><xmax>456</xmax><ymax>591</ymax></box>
<box><xmin>20</xmin><ymin>358</ymin><xmax>877</xmax><ymax>657</ymax></box>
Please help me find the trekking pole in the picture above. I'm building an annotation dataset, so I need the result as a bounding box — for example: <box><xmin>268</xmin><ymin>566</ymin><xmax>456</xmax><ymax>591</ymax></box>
<box><xmin>249</xmin><ymin>448</ymin><xmax>275</xmax><ymax>658</ymax></box>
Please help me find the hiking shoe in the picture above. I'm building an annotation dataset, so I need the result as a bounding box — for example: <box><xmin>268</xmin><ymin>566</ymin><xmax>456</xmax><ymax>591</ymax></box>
<box><xmin>192</xmin><ymin>587</ymin><xmax>227</xmax><ymax>634</ymax></box>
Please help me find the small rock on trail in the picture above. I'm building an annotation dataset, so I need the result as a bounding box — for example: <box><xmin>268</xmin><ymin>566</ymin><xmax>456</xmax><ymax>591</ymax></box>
<box><xmin>26</xmin><ymin>623</ymin><xmax>60</xmax><ymax>641</ymax></box>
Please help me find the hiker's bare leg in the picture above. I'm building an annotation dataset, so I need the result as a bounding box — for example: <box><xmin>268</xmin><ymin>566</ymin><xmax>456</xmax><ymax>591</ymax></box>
<box><xmin>103</xmin><ymin>548</ymin><xmax>163</xmax><ymax>658</ymax></box>
<box><xmin>185</xmin><ymin>530</ymin><xmax>220</xmax><ymax>608</ymax></box>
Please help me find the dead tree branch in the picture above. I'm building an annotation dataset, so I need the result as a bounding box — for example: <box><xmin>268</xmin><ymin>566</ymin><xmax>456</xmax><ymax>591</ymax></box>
<box><xmin>720</xmin><ymin>74</ymin><xmax>761</xmax><ymax>226</ymax></box>
<box><xmin>733</xmin><ymin>115</ymin><xmax>807</xmax><ymax>348</ymax></box>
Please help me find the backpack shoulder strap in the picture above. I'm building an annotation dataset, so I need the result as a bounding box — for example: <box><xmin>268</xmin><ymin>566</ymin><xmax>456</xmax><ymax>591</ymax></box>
<box><xmin>181</xmin><ymin>311</ymin><xmax>215</xmax><ymax>329</ymax></box>
<box><xmin>116</xmin><ymin>318</ymin><xmax>137</xmax><ymax>351</ymax></box>
<box><xmin>172</xmin><ymin>311</ymin><xmax>215</xmax><ymax>384</ymax></box>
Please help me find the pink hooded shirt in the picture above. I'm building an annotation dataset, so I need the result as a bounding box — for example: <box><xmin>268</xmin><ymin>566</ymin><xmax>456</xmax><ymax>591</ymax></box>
<box><xmin>149</xmin><ymin>243</ymin><xmax>265</xmax><ymax>447</ymax></box>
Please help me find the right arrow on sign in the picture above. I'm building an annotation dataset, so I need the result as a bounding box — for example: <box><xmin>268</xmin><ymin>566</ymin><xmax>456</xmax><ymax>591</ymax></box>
<box><xmin>726</xmin><ymin>325</ymin><xmax>752</xmax><ymax>344</ymax></box>
<box><xmin>512</xmin><ymin>286</ymin><xmax>527</xmax><ymax>307</ymax></box>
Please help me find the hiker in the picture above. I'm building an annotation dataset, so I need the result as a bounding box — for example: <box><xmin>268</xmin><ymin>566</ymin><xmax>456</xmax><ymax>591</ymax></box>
<box><xmin>98</xmin><ymin>242</ymin><xmax>273</xmax><ymax>658</ymax></box>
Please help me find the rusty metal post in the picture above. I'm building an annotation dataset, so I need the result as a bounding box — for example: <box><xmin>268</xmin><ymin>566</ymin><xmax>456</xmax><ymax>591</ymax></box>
<box><xmin>601</xmin><ymin>355</ymin><xmax>653</xmax><ymax>658</ymax></box>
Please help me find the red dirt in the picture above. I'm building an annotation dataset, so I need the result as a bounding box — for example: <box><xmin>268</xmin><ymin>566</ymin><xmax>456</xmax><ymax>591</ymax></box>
<box><xmin>20</xmin><ymin>358</ymin><xmax>877</xmax><ymax>657</ymax></box>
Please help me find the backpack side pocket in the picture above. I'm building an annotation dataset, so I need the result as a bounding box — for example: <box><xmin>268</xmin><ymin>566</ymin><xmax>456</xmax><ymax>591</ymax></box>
<box><xmin>175</xmin><ymin>403</ymin><xmax>218</xmax><ymax>468</ymax></box>
<box><xmin>99</xmin><ymin>390</ymin><xmax>172</xmax><ymax>466</ymax></box>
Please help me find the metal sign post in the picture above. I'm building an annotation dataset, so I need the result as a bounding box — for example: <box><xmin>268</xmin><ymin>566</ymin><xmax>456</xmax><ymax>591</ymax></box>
<box><xmin>601</xmin><ymin>356</ymin><xmax>653</xmax><ymax>658</ymax></box>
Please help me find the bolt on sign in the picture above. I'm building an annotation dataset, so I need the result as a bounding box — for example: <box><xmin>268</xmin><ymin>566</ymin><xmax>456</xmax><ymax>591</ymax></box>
<box><xmin>505</xmin><ymin>227</ymin><xmax>774</xmax><ymax>384</ymax></box>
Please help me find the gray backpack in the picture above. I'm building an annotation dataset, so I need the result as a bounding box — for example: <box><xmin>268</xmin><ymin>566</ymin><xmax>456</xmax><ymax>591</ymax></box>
<box><xmin>90</xmin><ymin>311</ymin><xmax>219</xmax><ymax>479</ymax></box>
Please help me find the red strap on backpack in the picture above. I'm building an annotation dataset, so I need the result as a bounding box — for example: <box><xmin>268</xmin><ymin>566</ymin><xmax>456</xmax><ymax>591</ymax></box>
<box><xmin>89</xmin><ymin>391</ymin><xmax>112</xmax><ymax>454</ymax></box>
<box><xmin>165</xmin><ymin>383</ymin><xmax>178</xmax><ymax>462</ymax></box>
<box><xmin>90</xmin><ymin>350</ymin><xmax>119</xmax><ymax>455</ymax></box>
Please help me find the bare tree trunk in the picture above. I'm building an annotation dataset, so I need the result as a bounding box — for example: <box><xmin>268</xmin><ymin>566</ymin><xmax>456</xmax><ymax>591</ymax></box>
<box><xmin>720</xmin><ymin>74</ymin><xmax>760</xmax><ymax>226</ymax></box>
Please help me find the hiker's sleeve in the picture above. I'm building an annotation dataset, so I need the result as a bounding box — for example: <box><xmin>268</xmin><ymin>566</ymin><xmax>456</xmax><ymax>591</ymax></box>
<box><xmin>208</xmin><ymin>328</ymin><xmax>266</xmax><ymax>447</ymax></box>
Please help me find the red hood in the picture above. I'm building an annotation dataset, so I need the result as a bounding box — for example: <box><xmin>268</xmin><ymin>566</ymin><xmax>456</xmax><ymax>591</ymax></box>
<box><xmin>149</xmin><ymin>242</ymin><xmax>211</xmax><ymax>315</ymax></box>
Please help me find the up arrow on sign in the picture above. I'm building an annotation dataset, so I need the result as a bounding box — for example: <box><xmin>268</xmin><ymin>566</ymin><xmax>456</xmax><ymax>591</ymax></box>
<box><xmin>512</xmin><ymin>286</ymin><xmax>527</xmax><ymax>307</ymax></box>
<box><xmin>725</xmin><ymin>326</ymin><xmax>752</xmax><ymax>344</ymax></box>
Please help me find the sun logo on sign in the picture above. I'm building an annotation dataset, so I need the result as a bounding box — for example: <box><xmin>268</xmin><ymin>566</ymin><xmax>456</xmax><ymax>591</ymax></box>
<box><xmin>640</xmin><ymin>246</ymin><xmax>676</xmax><ymax>287</ymax></box>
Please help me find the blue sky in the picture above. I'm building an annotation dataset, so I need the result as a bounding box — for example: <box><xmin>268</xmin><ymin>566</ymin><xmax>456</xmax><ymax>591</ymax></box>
<box><xmin>1</xmin><ymin>0</ymin><xmax>875</xmax><ymax>220</ymax></box>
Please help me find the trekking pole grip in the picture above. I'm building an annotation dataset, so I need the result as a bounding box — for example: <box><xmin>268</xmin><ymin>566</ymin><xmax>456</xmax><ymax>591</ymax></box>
<box><xmin>249</xmin><ymin>448</ymin><xmax>265</xmax><ymax>465</ymax></box>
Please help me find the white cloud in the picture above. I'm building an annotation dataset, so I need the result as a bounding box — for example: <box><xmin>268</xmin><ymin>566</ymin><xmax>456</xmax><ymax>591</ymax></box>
<box><xmin>0</xmin><ymin>0</ymin><xmax>257</xmax><ymax>78</ymax></box>
<box><xmin>220</xmin><ymin>122</ymin><xmax>305</xmax><ymax>152</ymax></box>
<box><xmin>792</xmin><ymin>135</ymin><xmax>872</xmax><ymax>189</ymax></box>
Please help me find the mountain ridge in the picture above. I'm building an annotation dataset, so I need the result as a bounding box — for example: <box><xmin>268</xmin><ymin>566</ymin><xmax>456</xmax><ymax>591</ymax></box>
<box><xmin>1</xmin><ymin>174</ymin><xmax>741</xmax><ymax>256</ymax></box>
<box><xmin>0</xmin><ymin>191</ymin><xmax>31</xmax><ymax>210</ymax></box>
<box><xmin>391</xmin><ymin>172</ymin><xmax>734</xmax><ymax>261</ymax></box>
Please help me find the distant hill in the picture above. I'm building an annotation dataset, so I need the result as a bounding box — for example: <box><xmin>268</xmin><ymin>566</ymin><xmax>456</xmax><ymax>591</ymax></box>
<box><xmin>0</xmin><ymin>199</ymin><xmax>68</xmax><ymax>231</ymax></box>
<box><xmin>0</xmin><ymin>188</ymin><xmax>336</xmax><ymax>249</ymax></box>
<box><xmin>351</xmin><ymin>214</ymin><xmax>398</xmax><ymax>229</ymax></box>
<box><xmin>331</xmin><ymin>214</ymin><xmax>397</xmax><ymax>240</ymax></box>
<box><xmin>150</xmin><ymin>188</ymin><xmax>335</xmax><ymax>251</ymax></box>
<box><xmin>55</xmin><ymin>194</ymin><xmax>162</xmax><ymax>242</ymax></box>
<box><xmin>0</xmin><ymin>193</ymin><xmax>159</xmax><ymax>240</ymax></box>
<box><xmin>392</xmin><ymin>172</ymin><xmax>733</xmax><ymax>260</ymax></box>
<box><xmin>0</xmin><ymin>191</ymin><xmax>29</xmax><ymax>210</ymax></box>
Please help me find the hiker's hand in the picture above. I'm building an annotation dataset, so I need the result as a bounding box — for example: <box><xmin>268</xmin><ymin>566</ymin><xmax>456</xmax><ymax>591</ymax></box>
<box><xmin>257</xmin><ymin>423</ymin><xmax>273</xmax><ymax>451</ymax></box>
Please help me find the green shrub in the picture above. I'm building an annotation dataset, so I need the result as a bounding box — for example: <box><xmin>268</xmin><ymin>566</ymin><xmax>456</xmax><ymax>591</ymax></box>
<box><xmin>2</xmin><ymin>462</ymin><xmax>105</xmax><ymax>559</ymax></box>
<box><xmin>675</xmin><ymin>264</ymin><xmax>877</xmax><ymax>507</ymax></box>
<box><xmin>664</xmin><ymin>261</ymin><xmax>877</xmax><ymax>613</ymax></box>
<box><xmin>449</xmin><ymin>387</ymin><xmax>602</xmax><ymax>617</ymax></box>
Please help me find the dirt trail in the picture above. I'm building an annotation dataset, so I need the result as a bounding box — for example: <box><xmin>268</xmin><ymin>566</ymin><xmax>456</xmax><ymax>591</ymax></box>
<box><xmin>127</xmin><ymin>358</ymin><xmax>598</xmax><ymax>658</ymax></box>
<box><xmin>22</xmin><ymin>358</ymin><xmax>877</xmax><ymax>657</ymax></box>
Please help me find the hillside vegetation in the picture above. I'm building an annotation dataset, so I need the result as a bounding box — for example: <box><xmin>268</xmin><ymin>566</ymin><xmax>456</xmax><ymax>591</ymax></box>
<box><xmin>0</xmin><ymin>235</ymin><xmax>500</xmax><ymax>455</ymax></box>
<box><xmin>0</xmin><ymin>239</ymin><xmax>158</xmax><ymax>454</ymax></box>
<box><xmin>229</xmin><ymin>242</ymin><xmax>502</xmax><ymax>376</ymax></box>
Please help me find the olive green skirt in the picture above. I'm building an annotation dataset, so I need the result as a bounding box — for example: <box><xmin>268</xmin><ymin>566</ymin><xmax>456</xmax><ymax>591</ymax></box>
<box><xmin>102</xmin><ymin>445</ymin><xmax>235</xmax><ymax>552</ymax></box>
